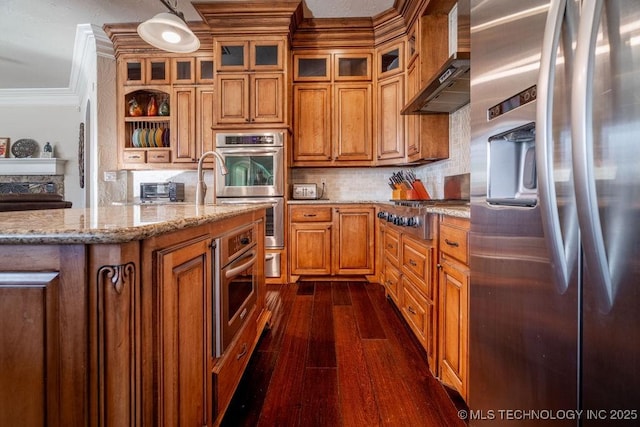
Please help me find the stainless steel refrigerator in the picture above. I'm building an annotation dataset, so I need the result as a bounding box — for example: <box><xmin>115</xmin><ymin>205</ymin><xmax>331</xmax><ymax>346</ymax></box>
<box><xmin>470</xmin><ymin>0</ymin><xmax>640</xmax><ymax>425</ymax></box>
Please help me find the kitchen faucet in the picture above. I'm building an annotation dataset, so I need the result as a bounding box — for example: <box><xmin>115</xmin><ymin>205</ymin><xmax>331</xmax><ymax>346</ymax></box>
<box><xmin>196</xmin><ymin>150</ymin><xmax>229</xmax><ymax>205</ymax></box>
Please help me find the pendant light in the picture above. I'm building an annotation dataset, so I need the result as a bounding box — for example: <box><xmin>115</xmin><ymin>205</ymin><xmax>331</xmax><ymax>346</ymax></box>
<box><xmin>137</xmin><ymin>0</ymin><xmax>200</xmax><ymax>53</ymax></box>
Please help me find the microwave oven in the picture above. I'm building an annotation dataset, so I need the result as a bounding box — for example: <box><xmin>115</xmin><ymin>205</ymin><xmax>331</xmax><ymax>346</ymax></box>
<box><xmin>140</xmin><ymin>182</ymin><xmax>185</xmax><ymax>202</ymax></box>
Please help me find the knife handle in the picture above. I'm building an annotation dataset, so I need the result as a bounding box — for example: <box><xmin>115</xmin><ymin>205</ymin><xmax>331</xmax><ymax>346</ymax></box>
<box><xmin>412</xmin><ymin>180</ymin><xmax>431</xmax><ymax>200</ymax></box>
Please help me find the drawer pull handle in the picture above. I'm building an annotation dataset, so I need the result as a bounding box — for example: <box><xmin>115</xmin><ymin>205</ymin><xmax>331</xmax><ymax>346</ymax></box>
<box><xmin>445</xmin><ymin>239</ymin><xmax>459</xmax><ymax>247</ymax></box>
<box><xmin>409</xmin><ymin>259</ymin><xmax>417</xmax><ymax>267</ymax></box>
<box><xmin>236</xmin><ymin>343</ymin><xmax>248</xmax><ymax>360</ymax></box>
<box><xmin>407</xmin><ymin>306</ymin><xmax>417</xmax><ymax>315</ymax></box>
<box><xmin>303</xmin><ymin>213</ymin><xmax>317</xmax><ymax>217</ymax></box>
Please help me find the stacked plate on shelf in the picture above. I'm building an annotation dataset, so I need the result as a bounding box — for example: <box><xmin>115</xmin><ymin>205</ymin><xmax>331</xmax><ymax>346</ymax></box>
<box><xmin>131</xmin><ymin>128</ymin><xmax>170</xmax><ymax>147</ymax></box>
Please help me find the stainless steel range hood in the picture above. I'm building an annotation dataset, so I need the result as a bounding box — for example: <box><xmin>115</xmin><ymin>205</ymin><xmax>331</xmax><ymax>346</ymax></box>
<box><xmin>401</xmin><ymin>52</ymin><xmax>470</xmax><ymax>114</ymax></box>
<box><xmin>402</xmin><ymin>0</ymin><xmax>470</xmax><ymax>115</ymax></box>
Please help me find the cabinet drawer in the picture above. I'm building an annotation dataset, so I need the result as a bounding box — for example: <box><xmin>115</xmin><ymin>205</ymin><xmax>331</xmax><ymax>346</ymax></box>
<box><xmin>401</xmin><ymin>235</ymin><xmax>433</xmax><ymax>299</ymax></box>
<box><xmin>383</xmin><ymin>261</ymin><xmax>401</xmax><ymax>304</ymax></box>
<box><xmin>401</xmin><ymin>276</ymin><xmax>429</xmax><ymax>345</ymax></box>
<box><xmin>439</xmin><ymin>218</ymin><xmax>469</xmax><ymax>265</ymax></box>
<box><xmin>147</xmin><ymin>149</ymin><xmax>171</xmax><ymax>163</ymax></box>
<box><xmin>383</xmin><ymin>227</ymin><xmax>400</xmax><ymax>267</ymax></box>
<box><xmin>214</xmin><ymin>310</ymin><xmax>257</xmax><ymax>415</ymax></box>
<box><xmin>290</xmin><ymin>206</ymin><xmax>332</xmax><ymax>222</ymax></box>
<box><xmin>123</xmin><ymin>150</ymin><xmax>146</xmax><ymax>163</ymax></box>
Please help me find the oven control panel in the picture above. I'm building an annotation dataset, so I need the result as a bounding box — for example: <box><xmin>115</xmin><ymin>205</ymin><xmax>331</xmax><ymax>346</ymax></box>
<box><xmin>220</xmin><ymin>222</ymin><xmax>257</xmax><ymax>265</ymax></box>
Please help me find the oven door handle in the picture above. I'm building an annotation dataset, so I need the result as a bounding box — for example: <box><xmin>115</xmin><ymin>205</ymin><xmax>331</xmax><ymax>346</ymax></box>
<box><xmin>225</xmin><ymin>250</ymin><xmax>257</xmax><ymax>279</ymax></box>
<box><xmin>218</xmin><ymin>148</ymin><xmax>282</xmax><ymax>155</ymax></box>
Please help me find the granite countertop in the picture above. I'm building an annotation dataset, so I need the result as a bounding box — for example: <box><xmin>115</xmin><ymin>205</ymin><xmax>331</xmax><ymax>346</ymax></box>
<box><xmin>0</xmin><ymin>203</ymin><xmax>271</xmax><ymax>245</ymax></box>
<box><xmin>287</xmin><ymin>199</ymin><xmax>470</xmax><ymax>219</ymax></box>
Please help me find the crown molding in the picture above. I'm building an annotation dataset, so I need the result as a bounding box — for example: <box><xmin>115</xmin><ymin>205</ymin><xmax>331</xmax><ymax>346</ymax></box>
<box><xmin>0</xmin><ymin>24</ymin><xmax>114</xmax><ymax>107</ymax></box>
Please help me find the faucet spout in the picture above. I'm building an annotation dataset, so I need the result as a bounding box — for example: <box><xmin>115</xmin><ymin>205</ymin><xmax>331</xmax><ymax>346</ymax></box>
<box><xmin>196</xmin><ymin>150</ymin><xmax>228</xmax><ymax>205</ymax></box>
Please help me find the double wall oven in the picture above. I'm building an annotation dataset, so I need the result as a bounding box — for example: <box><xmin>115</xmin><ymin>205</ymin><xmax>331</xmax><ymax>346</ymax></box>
<box><xmin>214</xmin><ymin>131</ymin><xmax>285</xmax><ymax>278</ymax></box>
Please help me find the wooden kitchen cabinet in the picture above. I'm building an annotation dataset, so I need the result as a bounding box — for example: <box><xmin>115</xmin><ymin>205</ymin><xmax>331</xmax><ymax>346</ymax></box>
<box><xmin>377</xmin><ymin>213</ymin><xmax>439</xmax><ymax>374</ymax></box>
<box><xmin>383</xmin><ymin>260</ymin><xmax>402</xmax><ymax>305</ymax></box>
<box><xmin>401</xmin><ymin>233</ymin><xmax>438</xmax><ymax>370</ymax></box>
<box><xmin>334</xmin><ymin>206</ymin><xmax>375</xmax><ymax>274</ymax></box>
<box><xmin>114</xmin><ymin>50</ymin><xmax>215</xmax><ymax>169</ymax></box>
<box><xmin>289</xmin><ymin>205</ymin><xmax>333</xmax><ymax>276</ymax></box>
<box><xmin>376</xmin><ymin>41</ymin><xmax>406</xmax><ymax>164</ymax></box>
<box><xmin>334</xmin><ymin>83</ymin><xmax>373</xmax><ymax>162</ymax></box>
<box><xmin>401</xmin><ymin>273</ymin><xmax>437</xmax><ymax>368</ymax></box>
<box><xmin>171</xmin><ymin>56</ymin><xmax>215</xmax><ymax>85</ymax></box>
<box><xmin>154</xmin><ymin>235</ymin><xmax>214</xmax><ymax>426</ymax></box>
<box><xmin>215</xmin><ymin>37</ymin><xmax>285</xmax><ymax>72</ymax></box>
<box><xmin>377</xmin><ymin>73</ymin><xmax>406</xmax><ymax>163</ymax></box>
<box><xmin>120</xmin><ymin>56</ymin><xmax>170</xmax><ymax>85</ymax></box>
<box><xmin>141</xmin><ymin>210</ymin><xmax>268</xmax><ymax>426</ymax></box>
<box><xmin>290</xmin><ymin>222</ymin><xmax>333</xmax><ymax>276</ymax></box>
<box><xmin>292</xmin><ymin>50</ymin><xmax>374</xmax><ymax>167</ymax></box>
<box><xmin>404</xmin><ymin>14</ymin><xmax>450</xmax><ymax>164</ymax></box>
<box><xmin>0</xmin><ymin>247</ymin><xmax>88</xmax><ymax>426</ymax></box>
<box><xmin>215</xmin><ymin>72</ymin><xmax>284</xmax><ymax>125</ymax></box>
<box><xmin>214</xmin><ymin>36</ymin><xmax>286</xmax><ymax>127</ymax></box>
<box><xmin>294</xmin><ymin>54</ymin><xmax>331</xmax><ymax>81</ymax></box>
<box><xmin>171</xmin><ymin>86</ymin><xmax>196</xmax><ymax>163</ymax></box>
<box><xmin>292</xmin><ymin>83</ymin><xmax>373</xmax><ymax>165</ymax></box>
<box><xmin>289</xmin><ymin>204</ymin><xmax>375</xmax><ymax>280</ymax></box>
<box><xmin>437</xmin><ymin>215</ymin><xmax>470</xmax><ymax>401</ymax></box>
<box><xmin>292</xmin><ymin>84</ymin><xmax>332</xmax><ymax>162</ymax></box>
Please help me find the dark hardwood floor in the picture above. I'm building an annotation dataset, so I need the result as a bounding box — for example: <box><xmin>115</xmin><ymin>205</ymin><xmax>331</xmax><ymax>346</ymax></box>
<box><xmin>221</xmin><ymin>281</ymin><xmax>466</xmax><ymax>427</ymax></box>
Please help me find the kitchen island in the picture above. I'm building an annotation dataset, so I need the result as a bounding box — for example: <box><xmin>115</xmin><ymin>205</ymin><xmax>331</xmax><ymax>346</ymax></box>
<box><xmin>0</xmin><ymin>203</ymin><xmax>270</xmax><ymax>426</ymax></box>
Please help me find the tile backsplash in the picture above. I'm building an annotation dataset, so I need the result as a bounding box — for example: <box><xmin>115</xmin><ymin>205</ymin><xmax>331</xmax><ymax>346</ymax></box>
<box><xmin>291</xmin><ymin>104</ymin><xmax>470</xmax><ymax>200</ymax></box>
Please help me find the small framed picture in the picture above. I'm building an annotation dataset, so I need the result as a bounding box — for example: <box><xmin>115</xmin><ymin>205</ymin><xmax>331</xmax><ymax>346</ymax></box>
<box><xmin>0</xmin><ymin>138</ymin><xmax>9</xmax><ymax>157</ymax></box>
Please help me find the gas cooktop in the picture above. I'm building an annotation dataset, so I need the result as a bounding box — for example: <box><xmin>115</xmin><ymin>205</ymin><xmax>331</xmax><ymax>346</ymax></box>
<box><xmin>390</xmin><ymin>199</ymin><xmax>470</xmax><ymax>207</ymax></box>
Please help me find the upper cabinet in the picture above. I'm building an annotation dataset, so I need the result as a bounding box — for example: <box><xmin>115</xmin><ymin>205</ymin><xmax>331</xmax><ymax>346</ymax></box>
<box><xmin>376</xmin><ymin>40</ymin><xmax>406</xmax><ymax>164</ymax></box>
<box><xmin>197</xmin><ymin>1</ymin><xmax>301</xmax><ymax>131</ymax></box>
<box><xmin>215</xmin><ymin>38</ymin><xmax>285</xmax><ymax>72</ymax></box>
<box><xmin>120</xmin><ymin>57</ymin><xmax>170</xmax><ymax>85</ymax></box>
<box><xmin>292</xmin><ymin>49</ymin><xmax>374</xmax><ymax>167</ymax></box>
<box><xmin>214</xmin><ymin>36</ymin><xmax>287</xmax><ymax>126</ymax></box>
<box><xmin>114</xmin><ymin>52</ymin><xmax>215</xmax><ymax>169</ymax></box>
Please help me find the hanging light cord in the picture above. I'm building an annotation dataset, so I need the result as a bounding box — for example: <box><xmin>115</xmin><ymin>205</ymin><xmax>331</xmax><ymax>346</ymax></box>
<box><xmin>160</xmin><ymin>0</ymin><xmax>186</xmax><ymax>22</ymax></box>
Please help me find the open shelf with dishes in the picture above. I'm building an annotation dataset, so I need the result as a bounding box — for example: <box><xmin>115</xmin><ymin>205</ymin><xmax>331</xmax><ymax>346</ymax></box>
<box><xmin>124</xmin><ymin>89</ymin><xmax>170</xmax><ymax>150</ymax></box>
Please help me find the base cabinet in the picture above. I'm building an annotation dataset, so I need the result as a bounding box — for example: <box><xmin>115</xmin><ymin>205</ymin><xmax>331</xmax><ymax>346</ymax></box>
<box><xmin>377</xmin><ymin>215</ymin><xmax>438</xmax><ymax>373</ymax></box>
<box><xmin>437</xmin><ymin>216</ymin><xmax>470</xmax><ymax>401</ymax></box>
<box><xmin>289</xmin><ymin>204</ymin><xmax>375</xmax><ymax>281</ymax></box>
<box><xmin>0</xmin><ymin>210</ymin><xmax>267</xmax><ymax>426</ymax></box>
<box><xmin>155</xmin><ymin>235</ymin><xmax>214</xmax><ymax>426</ymax></box>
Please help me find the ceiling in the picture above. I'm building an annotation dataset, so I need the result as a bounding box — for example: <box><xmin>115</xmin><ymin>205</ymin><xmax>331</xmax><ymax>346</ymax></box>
<box><xmin>0</xmin><ymin>0</ymin><xmax>394</xmax><ymax>90</ymax></box>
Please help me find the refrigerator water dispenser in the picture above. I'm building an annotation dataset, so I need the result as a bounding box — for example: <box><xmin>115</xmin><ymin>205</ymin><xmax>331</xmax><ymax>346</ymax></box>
<box><xmin>487</xmin><ymin>122</ymin><xmax>537</xmax><ymax>206</ymax></box>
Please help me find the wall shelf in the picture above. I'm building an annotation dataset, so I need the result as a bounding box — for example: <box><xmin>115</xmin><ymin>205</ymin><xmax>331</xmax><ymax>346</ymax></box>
<box><xmin>0</xmin><ymin>158</ymin><xmax>67</xmax><ymax>175</ymax></box>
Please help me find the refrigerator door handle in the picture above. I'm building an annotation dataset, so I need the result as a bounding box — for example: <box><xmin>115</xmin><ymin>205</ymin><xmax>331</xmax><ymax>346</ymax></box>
<box><xmin>536</xmin><ymin>0</ymin><xmax>570</xmax><ymax>294</ymax></box>
<box><xmin>572</xmin><ymin>0</ymin><xmax>614</xmax><ymax>311</ymax></box>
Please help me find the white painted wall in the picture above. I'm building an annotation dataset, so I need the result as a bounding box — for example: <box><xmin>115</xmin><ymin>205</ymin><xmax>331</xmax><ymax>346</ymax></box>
<box><xmin>0</xmin><ymin>105</ymin><xmax>83</xmax><ymax>206</ymax></box>
<box><xmin>0</xmin><ymin>24</ymin><xmax>117</xmax><ymax>209</ymax></box>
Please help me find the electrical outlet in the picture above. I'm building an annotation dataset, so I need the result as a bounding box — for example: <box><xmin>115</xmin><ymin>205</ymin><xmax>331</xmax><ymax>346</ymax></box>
<box><xmin>104</xmin><ymin>171</ymin><xmax>117</xmax><ymax>182</ymax></box>
<box><xmin>320</xmin><ymin>178</ymin><xmax>327</xmax><ymax>187</ymax></box>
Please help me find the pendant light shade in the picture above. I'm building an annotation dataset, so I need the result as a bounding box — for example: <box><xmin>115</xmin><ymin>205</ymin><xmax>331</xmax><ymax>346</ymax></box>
<box><xmin>137</xmin><ymin>1</ymin><xmax>200</xmax><ymax>53</ymax></box>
